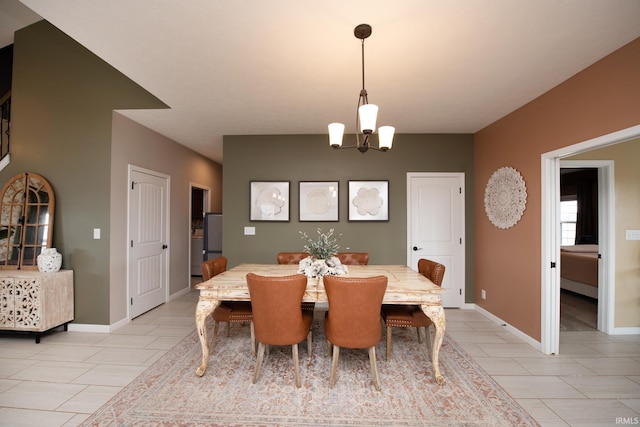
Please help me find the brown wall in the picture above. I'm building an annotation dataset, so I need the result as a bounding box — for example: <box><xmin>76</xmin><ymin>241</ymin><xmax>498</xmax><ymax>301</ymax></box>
<box><xmin>474</xmin><ymin>37</ymin><xmax>640</xmax><ymax>340</ymax></box>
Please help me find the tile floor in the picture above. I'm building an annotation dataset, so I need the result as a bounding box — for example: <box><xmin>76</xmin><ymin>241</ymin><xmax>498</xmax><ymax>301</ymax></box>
<box><xmin>1</xmin><ymin>289</ymin><xmax>639</xmax><ymax>427</ymax></box>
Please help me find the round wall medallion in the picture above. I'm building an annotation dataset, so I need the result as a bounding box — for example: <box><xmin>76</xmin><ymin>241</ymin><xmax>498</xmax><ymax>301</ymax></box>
<box><xmin>484</xmin><ymin>166</ymin><xmax>527</xmax><ymax>229</ymax></box>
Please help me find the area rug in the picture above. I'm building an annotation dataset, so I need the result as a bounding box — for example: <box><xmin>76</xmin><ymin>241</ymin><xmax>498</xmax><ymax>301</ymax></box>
<box><xmin>81</xmin><ymin>313</ymin><xmax>539</xmax><ymax>426</ymax></box>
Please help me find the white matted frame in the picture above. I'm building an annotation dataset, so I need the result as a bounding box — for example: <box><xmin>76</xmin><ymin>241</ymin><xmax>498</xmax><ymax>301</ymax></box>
<box><xmin>250</xmin><ymin>181</ymin><xmax>290</xmax><ymax>221</ymax></box>
<box><xmin>299</xmin><ymin>181</ymin><xmax>339</xmax><ymax>222</ymax></box>
<box><xmin>348</xmin><ymin>180</ymin><xmax>389</xmax><ymax>221</ymax></box>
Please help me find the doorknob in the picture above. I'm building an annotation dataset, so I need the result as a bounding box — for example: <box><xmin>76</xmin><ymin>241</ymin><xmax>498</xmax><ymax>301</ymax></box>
<box><xmin>412</xmin><ymin>246</ymin><xmax>422</xmax><ymax>251</ymax></box>
<box><xmin>162</xmin><ymin>244</ymin><xmax>168</xmax><ymax>249</ymax></box>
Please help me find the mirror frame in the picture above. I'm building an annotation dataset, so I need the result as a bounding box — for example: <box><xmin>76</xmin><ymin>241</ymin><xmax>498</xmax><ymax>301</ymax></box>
<box><xmin>0</xmin><ymin>172</ymin><xmax>55</xmax><ymax>270</ymax></box>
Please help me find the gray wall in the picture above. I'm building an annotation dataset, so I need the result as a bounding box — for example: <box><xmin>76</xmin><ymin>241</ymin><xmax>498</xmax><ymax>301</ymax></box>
<box><xmin>223</xmin><ymin>134</ymin><xmax>476</xmax><ymax>301</ymax></box>
<box><xmin>7</xmin><ymin>21</ymin><xmax>222</xmax><ymax>325</ymax></box>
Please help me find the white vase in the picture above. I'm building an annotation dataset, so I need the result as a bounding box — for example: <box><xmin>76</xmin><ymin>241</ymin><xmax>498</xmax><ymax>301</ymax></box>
<box><xmin>37</xmin><ymin>248</ymin><xmax>62</xmax><ymax>273</ymax></box>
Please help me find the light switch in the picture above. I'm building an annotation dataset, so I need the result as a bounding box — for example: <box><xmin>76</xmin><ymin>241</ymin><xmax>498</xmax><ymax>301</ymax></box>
<box><xmin>244</xmin><ymin>226</ymin><xmax>256</xmax><ymax>236</ymax></box>
<box><xmin>626</xmin><ymin>230</ymin><xmax>640</xmax><ymax>240</ymax></box>
<box><xmin>93</xmin><ymin>228</ymin><xmax>101</xmax><ymax>239</ymax></box>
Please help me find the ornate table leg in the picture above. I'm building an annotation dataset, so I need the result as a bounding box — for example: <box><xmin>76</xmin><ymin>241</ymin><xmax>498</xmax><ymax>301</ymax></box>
<box><xmin>421</xmin><ymin>304</ymin><xmax>446</xmax><ymax>385</ymax></box>
<box><xmin>195</xmin><ymin>297</ymin><xmax>219</xmax><ymax>377</ymax></box>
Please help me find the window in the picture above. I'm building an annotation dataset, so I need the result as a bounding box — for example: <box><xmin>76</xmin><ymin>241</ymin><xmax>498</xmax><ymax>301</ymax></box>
<box><xmin>560</xmin><ymin>200</ymin><xmax>577</xmax><ymax>245</ymax></box>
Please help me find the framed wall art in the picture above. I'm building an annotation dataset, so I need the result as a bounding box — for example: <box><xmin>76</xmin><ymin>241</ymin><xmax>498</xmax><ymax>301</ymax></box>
<box><xmin>483</xmin><ymin>166</ymin><xmax>527</xmax><ymax>229</ymax></box>
<box><xmin>348</xmin><ymin>180</ymin><xmax>389</xmax><ymax>221</ymax></box>
<box><xmin>250</xmin><ymin>181</ymin><xmax>290</xmax><ymax>221</ymax></box>
<box><xmin>299</xmin><ymin>181</ymin><xmax>339</xmax><ymax>222</ymax></box>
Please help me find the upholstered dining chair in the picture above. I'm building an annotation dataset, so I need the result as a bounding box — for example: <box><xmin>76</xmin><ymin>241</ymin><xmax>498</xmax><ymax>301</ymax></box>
<box><xmin>381</xmin><ymin>258</ymin><xmax>445</xmax><ymax>360</ymax></box>
<box><xmin>201</xmin><ymin>257</ymin><xmax>255</xmax><ymax>356</ymax></box>
<box><xmin>323</xmin><ymin>274</ymin><xmax>388</xmax><ymax>391</ymax></box>
<box><xmin>277</xmin><ymin>251</ymin><xmax>315</xmax><ymax>312</ymax></box>
<box><xmin>276</xmin><ymin>251</ymin><xmax>310</xmax><ymax>265</ymax></box>
<box><xmin>335</xmin><ymin>252</ymin><xmax>369</xmax><ymax>265</ymax></box>
<box><xmin>246</xmin><ymin>273</ymin><xmax>313</xmax><ymax>388</ymax></box>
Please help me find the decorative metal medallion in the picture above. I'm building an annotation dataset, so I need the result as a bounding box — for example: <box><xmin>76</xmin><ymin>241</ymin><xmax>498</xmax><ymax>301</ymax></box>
<box><xmin>484</xmin><ymin>166</ymin><xmax>527</xmax><ymax>229</ymax></box>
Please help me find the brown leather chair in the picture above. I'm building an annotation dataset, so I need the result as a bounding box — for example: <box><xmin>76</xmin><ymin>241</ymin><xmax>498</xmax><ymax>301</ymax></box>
<box><xmin>323</xmin><ymin>274</ymin><xmax>387</xmax><ymax>391</ymax></box>
<box><xmin>247</xmin><ymin>273</ymin><xmax>313</xmax><ymax>388</ymax></box>
<box><xmin>381</xmin><ymin>258</ymin><xmax>445</xmax><ymax>360</ymax></box>
<box><xmin>276</xmin><ymin>252</ymin><xmax>310</xmax><ymax>265</ymax></box>
<box><xmin>335</xmin><ymin>252</ymin><xmax>369</xmax><ymax>265</ymax></box>
<box><xmin>277</xmin><ymin>251</ymin><xmax>315</xmax><ymax>312</ymax></box>
<box><xmin>201</xmin><ymin>257</ymin><xmax>255</xmax><ymax>355</ymax></box>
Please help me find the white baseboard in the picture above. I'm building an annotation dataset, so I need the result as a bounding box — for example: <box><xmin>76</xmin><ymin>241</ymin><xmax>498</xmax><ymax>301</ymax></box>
<box><xmin>612</xmin><ymin>326</ymin><xmax>640</xmax><ymax>335</ymax></box>
<box><xmin>67</xmin><ymin>323</ymin><xmax>111</xmax><ymax>333</ymax></box>
<box><xmin>472</xmin><ymin>304</ymin><xmax>542</xmax><ymax>351</ymax></box>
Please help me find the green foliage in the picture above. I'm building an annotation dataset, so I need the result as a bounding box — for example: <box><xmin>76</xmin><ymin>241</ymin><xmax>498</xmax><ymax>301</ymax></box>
<box><xmin>299</xmin><ymin>228</ymin><xmax>341</xmax><ymax>259</ymax></box>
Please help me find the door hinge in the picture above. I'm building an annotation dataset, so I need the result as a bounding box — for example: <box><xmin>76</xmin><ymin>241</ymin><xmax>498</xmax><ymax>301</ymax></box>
<box><xmin>459</xmin><ymin>289</ymin><xmax>462</xmax><ymax>295</ymax></box>
<box><xmin>130</xmin><ymin>298</ymin><xmax>133</xmax><ymax>305</ymax></box>
<box><xmin>459</xmin><ymin>187</ymin><xmax>462</xmax><ymax>194</ymax></box>
<box><xmin>130</xmin><ymin>240</ymin><xmax>133</xmax><ymax>247</ymax></box>
<box><xmin>460</xmin><ymin>238</ymin><xmax>462</xmax><ymax>244</ymax></box>
<box><xmin>550</xmin><ymin>262</ymin><xmax>556</xmax><ymax>268</ymax></box>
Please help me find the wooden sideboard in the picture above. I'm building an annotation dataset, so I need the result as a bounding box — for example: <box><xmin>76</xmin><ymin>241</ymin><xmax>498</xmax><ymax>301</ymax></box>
<box><xmin>0</xmin><ymin>269</ymin><xmax>74</xmax><ymax>343</ymax></box>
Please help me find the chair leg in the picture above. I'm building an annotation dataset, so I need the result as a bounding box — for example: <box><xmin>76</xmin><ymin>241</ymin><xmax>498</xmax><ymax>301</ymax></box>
<box><xmin>225</xmin><ymin>322</ymin><xmax>231</xmax><ymax>337</ymax></box>
<box><xmin>386</xmin><ymin>324</ymin><xmax>393</xmax><ymax>360</ymax></box>
<box><xmin>249</xmin><ymin>322</ymin><xmax>256</xmax><ymax>356</ymax></box>
<box><xmin>253</xmin><ymin>342</ymin><xmax>266</xmax><ymax>384</ymax></box>
<box><xmin>369</xmin><ymin>346</ymin><xmax>381</xmax><ymax>391</ymax></box>
<box><xmin>292</xmin><ymin>343</ymin><xmax>301</xmax><ymax>388</ymax></box>
<box><xmin>210</xmin><ymin>320</ymin><xmax>221</xmax><ymax>354</ymax></box>
<box><xmin>329</xmin><ymin>345</ymin><xmax>340</xmax><ymax>388</ymax></box>
<box><xmin>416</xmin><ymin>326</ymin><xmax>423</xmax><ymax>343</ymax></box>
<box><xmin>326</xmin><ymin>339</ymin><xmax>332</xmax><ymax>357</ymax></box>
<box><xmin>307</xmin><ymin>330</ymin><xmax>312</xmax><ymax>356</ymax></box>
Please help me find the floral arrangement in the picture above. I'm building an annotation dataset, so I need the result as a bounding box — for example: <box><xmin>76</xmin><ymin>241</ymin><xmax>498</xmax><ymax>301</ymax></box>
<box><xmin>297</xmin><ymin>228</ymin><xmax>348</xmax><ymax>278</ymax></box>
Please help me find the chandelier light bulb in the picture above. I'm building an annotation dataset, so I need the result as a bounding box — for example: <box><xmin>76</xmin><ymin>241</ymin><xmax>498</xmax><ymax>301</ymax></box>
<box><xmin>328</xmin><ymin>123</ymin><xmax>345</xmax><ymax>148</ymax></box>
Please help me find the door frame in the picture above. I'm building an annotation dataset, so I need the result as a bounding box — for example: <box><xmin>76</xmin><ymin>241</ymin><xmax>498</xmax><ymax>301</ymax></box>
<box><xmin>406</xmin><ymin>172</ymin><xmax>465</xmax><ymax>308</ymax></box>
<box><xmin>127</xmin><ymin>165</ymin><xmax>171</xmax><ymax>320</ymax></box>
<box><xmin>540</xmin><ymin>124</ymin><xmax>640</xmax><ymax>354</ymax></box>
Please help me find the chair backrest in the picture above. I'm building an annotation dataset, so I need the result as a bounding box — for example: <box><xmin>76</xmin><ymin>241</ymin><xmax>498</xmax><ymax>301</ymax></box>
<box><xmin>336</xmin><ymin>252</ymin><xmax>369</xmax><ymax>265</ymax></box>
<box><xmin>246</xmin><ymin>273</ymin><xmax>309</xmax><ymax>345</ymax></box>
<box><xmin>277</xmin><ymin>252</ymin><xmax>310</xmax><ymax>265</ymax></box>
<box><xmin>417</xmin><ymin>258</ymin><xmax>445</xmax><ymax>287</ymax></box>
<box><xmin>201</xmin><ymin>256</ymin><xmax>228</xmax><ymax>280</ymax></box>
<box><xmin>323</xmin><ymin>275</ymin><xmax>387</xmax><ymax>348</ymax></box>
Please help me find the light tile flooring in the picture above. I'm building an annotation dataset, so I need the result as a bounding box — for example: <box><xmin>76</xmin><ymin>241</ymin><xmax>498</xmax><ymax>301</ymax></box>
<box><xmin>1</xmin><ymin>290</ymin><xmax>639</xmax><ymax>427</ymax></box>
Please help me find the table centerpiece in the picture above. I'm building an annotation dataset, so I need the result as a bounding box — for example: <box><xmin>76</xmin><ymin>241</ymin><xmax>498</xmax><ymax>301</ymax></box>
<box><xmin>298</xmin><ymin>228</ymin><xmax>348</xmax><ymax>278</ymax></box>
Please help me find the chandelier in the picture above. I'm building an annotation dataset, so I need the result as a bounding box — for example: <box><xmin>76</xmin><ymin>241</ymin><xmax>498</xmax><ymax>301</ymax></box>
<box><xmin>329</xmin><ymin>24</ymin><xmax>395</xmax><ymax>153</ymax></box>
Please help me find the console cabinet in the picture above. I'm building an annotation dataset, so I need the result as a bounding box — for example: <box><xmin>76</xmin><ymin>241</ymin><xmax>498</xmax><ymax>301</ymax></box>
<box><xmin>0</xmin><ymin>270</ymin><xmax>74</xmax><ymax>342</ymax></box>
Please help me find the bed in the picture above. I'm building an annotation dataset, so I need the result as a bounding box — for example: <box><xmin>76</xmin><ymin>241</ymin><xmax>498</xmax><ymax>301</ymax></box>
<box><xmin>560</xmin><ymin>244</ymin><xmax>599</xmax><ymax>299</ymax></box>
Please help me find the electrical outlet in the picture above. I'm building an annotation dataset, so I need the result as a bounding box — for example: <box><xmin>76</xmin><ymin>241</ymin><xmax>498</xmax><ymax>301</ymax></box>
<box><xmin>244</xmin><ymin>226</ymin><xmax>255</xmax><ymax>236</ymax></box>
<box><xmin>481</xmin><ymin>289</ymin><xmax>487</xmax><ymax>300</ymax></box>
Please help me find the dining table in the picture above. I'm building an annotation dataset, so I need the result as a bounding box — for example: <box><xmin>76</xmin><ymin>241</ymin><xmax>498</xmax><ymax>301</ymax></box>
<box><xmin>194</xmin><ymin>263</ymin><xmax>447</xmax><ymax>385</ymax></box>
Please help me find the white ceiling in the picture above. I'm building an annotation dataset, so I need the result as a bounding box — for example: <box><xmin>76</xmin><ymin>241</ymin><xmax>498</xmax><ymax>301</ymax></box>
<box><xmin>2</xmin><ymin>1</ymin><xmax>640</xmax><ymax>163</ymax></box>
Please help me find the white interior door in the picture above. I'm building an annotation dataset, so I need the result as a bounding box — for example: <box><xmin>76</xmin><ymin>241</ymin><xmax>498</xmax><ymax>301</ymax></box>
<box><xmin>407</xmin><ymin>173</ymin><xmax>465</xmax><ymax>308</ymax></box>
<box><xmin>128</xmin><ymin>167</ymin><xmax>169</xmax><ymax>318</ymax></box>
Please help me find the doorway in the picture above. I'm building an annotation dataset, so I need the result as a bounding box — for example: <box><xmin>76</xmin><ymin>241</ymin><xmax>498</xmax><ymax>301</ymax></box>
<box><xmin>541</xmin><ymin>124</ymin><xmax>640</xmax><ymax>355</ymax></box>
<box><xmin>189</xmin><ymin>184</ymin><xmax>210</xmax><ymax>281</ymax></box>
<box><xmin>558</xmin><ymin>165</ymin><xmax>599</xmax><ymax>332</ymax></box>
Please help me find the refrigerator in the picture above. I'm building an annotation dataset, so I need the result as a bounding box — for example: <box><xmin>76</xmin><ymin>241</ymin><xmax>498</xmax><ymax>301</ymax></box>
<box><xmin>203</xmin><ymin>212</ymin><xmax>223</xmax><ymax>261</ymax></box>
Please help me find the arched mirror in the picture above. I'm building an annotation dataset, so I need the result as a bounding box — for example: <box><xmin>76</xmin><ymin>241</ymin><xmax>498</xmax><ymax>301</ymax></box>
<box><xmin>0</xmin><ymin>172</ymin><xmax>55</xmax><ymax>269</ymax></box>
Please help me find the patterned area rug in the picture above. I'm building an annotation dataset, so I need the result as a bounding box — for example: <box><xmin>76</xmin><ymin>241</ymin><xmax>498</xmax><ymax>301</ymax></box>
<box><xmin>81</xmin><ymin>312</ymin><xmax>539</xmax><ymax>426</ymax></box>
